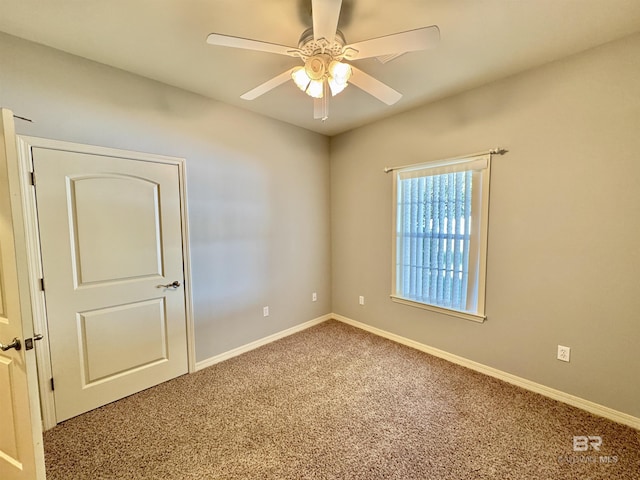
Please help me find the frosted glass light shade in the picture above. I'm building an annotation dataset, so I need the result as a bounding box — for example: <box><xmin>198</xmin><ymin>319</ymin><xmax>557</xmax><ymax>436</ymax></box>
<box><xmin>328</xmin><ymin>60</ymin><xmax>352</xmax><ymax>84</ymax></box>
<box><xmin>291</xmin><ymin>67</ymin><xmax>311</xmax><ymax>92</ymax></box>
<box><xmin>328</xmin><ymin>77</ymin><xmax>348</xmax><ymax>96</ymax></box>
<box><xmin>306</xmin><ymin>79</ymin><xmax>324</xmax><ymax>98</ymax></box>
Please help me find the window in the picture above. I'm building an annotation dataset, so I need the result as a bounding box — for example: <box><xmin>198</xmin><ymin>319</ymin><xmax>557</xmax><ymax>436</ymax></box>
<box><xmin>391</xmin><ymin>154</ymin><xmax>491</xmax><ymax>322</ymax></box>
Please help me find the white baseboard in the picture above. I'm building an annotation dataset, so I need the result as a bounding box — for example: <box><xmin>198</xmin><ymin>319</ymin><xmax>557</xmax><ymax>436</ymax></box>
<box><xmin>332</xmin><ymin>313</ymin><xmax>640</xmax><ymax>431</ymax></box>
<box><xmin>195</xmin><ymin>314</ymin><xmax>333</xmax><ymax>371</ymax></box>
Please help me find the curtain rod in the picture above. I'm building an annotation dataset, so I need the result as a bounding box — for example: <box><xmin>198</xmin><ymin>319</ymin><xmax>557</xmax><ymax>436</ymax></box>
<box><xmin>383</xmin><ymin>147</ymin><xmax>508</xmax><ymax>173</ymax></box>
<box><xmin>13</xmin><ymin>114</ymin><xmax>33</xmax><ymax>123</ymax></box>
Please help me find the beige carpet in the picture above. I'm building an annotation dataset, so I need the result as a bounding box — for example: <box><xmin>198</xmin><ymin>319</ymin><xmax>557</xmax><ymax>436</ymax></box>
<box><xmin>44</xmin><ymin>320</ymin><xmax>639</xmax><ymax>479</ymax></box>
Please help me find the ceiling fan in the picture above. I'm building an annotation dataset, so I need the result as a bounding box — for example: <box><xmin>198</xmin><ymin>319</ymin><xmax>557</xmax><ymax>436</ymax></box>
<box><xmin>206</xmin><ymin>0</ymin><xmax>439</xmax><ymax>121</ymax></box>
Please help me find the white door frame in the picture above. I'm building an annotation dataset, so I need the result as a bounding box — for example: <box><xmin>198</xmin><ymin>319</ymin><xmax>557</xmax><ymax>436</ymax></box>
<box><xmin>16</xmin><ymin>135</ymin><xmax>197</xmax><ymax>431</ymax></box>
<box><xmin>0</xmin><ymin>109</ymin><xmax>46</xmax><ymax>479</ymax></box>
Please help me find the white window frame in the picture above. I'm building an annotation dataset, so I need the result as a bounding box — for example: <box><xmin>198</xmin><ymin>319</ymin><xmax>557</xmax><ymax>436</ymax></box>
<box><xmin>390</xmin><ymin>154</ymin><xmax>492</xmax><ymax>322</ymax></box>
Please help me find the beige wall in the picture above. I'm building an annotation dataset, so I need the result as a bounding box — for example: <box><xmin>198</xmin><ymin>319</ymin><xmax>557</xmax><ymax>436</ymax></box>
<box><xmin>0</xmin><ymin>32</ymin><xmax>332</xmax><ymax>362</ymax></box>
<box><xmin>331</xmin><ymin>33</ymin><xmax>640</xmax><ymax>418</ymax></box>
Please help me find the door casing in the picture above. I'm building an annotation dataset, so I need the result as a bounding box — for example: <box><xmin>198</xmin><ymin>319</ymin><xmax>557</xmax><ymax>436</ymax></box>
<box><xmin>16</xmin><ymin>135</ymin><xmax>196</xmax><ymax>430</ymax></box>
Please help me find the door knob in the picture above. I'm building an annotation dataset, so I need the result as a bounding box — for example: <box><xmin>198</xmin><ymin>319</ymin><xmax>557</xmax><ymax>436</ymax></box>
<box><xmin>0</xmin><ymin>337</ymin><xmax>21</xmax><ymax>351</ymax></box>
<box><xmin>157</xmin><ymin>280</ymin><xmax>181</xmax><ymax>289</ymax></box>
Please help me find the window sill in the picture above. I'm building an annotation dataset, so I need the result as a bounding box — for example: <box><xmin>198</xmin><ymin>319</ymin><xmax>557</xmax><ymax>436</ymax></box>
<box><xmin>389</xmin><ymin>295</ymin><xmax>486</xmax><ymax>323</ymax></box>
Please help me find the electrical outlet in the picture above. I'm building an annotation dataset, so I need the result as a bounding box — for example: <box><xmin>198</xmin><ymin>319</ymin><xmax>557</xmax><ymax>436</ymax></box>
<box><xmin>557</xmin><ymin>345</ymin><xmax>570</xmax><ymax>362</ymax></box>
<box><xmin>312</xmin><ymin>292</ymin><xmax>317</xmax><ymax>302</ymax></box>
<box><xmin>359</xmin><ymin>296</ymin><xmax>365</xmax><ymax>305</ymax></box>
<box><xmin>263</xmin><ymin>306</ymin><xmax>269</xmax><ymax>317</ymax></box>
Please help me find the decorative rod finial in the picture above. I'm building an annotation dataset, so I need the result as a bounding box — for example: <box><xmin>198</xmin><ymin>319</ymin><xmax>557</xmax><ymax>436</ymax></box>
<box><xmin>490</xmin><ymin>148</ymin><xmax>508</xmax><ymax>155</ymax></box>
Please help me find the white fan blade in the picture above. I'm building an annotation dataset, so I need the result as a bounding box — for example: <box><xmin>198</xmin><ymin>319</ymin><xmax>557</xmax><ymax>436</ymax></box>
<box><xmin>312</xmin><ymin>0</ymin><xmax>342</xmax><ymax>42</ymax></box>
<box><xmin>207</xmin><ymin>33</ymin><xmax>297</xmax><ymax>57</ymax></box>
<box><xmin>376</xmin><ymin>53</ymin><xmax>406</xmax><ymax>64</ymax></box>
<box><xmin>240</xmin><ymin>69</ymin><xmax>295</xmax><ymax>100</ymax></box>
<box><xmin>349</xmin><ymin>66</ymin><xmax>402</xmax><ymax>105</ymax></box>
<box><xmin>344</xmin><ymin>26</ymin><xmax>440</xmax><ymax>61</ymax></box>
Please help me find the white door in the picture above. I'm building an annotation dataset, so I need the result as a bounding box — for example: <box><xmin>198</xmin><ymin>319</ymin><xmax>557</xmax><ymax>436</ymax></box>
<box><xmin>0</xmin><ymin>109</ymin><xmax>46</xmax><ymax>479</ymax></box>
<box><xmin>33</xmin><ymin>144</ymin><xmax>189</xmax><ymax>422</ymax></box>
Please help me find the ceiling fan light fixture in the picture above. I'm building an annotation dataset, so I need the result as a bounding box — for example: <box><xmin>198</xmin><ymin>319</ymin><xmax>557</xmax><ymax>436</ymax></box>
<box><xmin>207</xmin><ymin>0</ymin><xmax>441</xmax><ymax>122</ymax></box>
<box><xmin>291</xmin><ymin>66</ymin><xmax>311</xmax><ymax>92</ymax></box>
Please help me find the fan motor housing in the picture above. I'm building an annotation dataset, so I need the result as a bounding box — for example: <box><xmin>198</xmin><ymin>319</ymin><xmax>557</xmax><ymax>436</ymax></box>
<box><xmin>297</xmin><ymin>27</ymin><xmax>346</xmax><ymax>58</ymax></box>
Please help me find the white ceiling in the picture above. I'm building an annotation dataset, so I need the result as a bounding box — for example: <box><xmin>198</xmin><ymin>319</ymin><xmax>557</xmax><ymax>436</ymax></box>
<box><xmin>1</xmin><ymin>0</ymin><xmax>640</xmax><ymax>136</ymax></box>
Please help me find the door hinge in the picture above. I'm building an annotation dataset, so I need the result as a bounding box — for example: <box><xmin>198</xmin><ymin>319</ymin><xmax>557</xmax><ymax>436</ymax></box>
<box><xmin>30</xmin><ymin>171</ymin><xmax>36</xmax><ymax>186</ymax></box>
<box><xmin>50</xmin><ymin>378</ymin><xmax>55</xmax><ymax>391</ymax></box>
<box><xmin>40</xmin><ymin>278</ymin><xmax>45</xmax><ymax>291</ymax></box>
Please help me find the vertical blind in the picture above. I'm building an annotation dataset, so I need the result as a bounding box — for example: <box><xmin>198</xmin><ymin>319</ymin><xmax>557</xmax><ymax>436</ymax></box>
<box><xmin>394</xmin><ymin>156</ymin><xmax>489</xmax><ymax>315</ymax></box>
<box><xmin>397</xmin><ymin>170</ymin><xmax>472</xmax><ymax>309</ymax></box>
